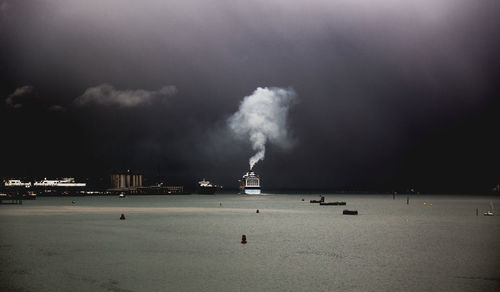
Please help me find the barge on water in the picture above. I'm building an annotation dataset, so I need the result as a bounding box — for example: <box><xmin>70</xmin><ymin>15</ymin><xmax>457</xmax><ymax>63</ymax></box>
<box><xmin>320</xmin><ymin>201</ymin><xmax>346</xmax><ymax>206</ymax></box>
<box><xmin>310</xmin><ymin>196</ymin><xmax>325</xmax><ymax>203</ymax></box>
<box><xmin>343</xmin><ymin>210</ymin><xmax>358</xmax><ymax>215</ymax></box>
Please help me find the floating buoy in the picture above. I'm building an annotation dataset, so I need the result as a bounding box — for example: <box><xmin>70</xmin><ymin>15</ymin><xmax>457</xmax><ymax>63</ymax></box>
<box><xmin>241</xmin><ymin>234</ymin><xmax>247</xmax><ymax>244</ymax></box>
<box><xmin>256</xmin><ymin>209</ymin><xmax>259</xmax><ymax>213</ymax></box>
<box><xmin>72</xmin><ymin>200</ymin><xmax>76</xmax><ymax>204</ymax></box>
<box><xmin>424</xmin><ymin>202</ymin><xmax>426</xmax><ymax>205</ymax></box>
<box><xmin>120</xmin><ymin>213</ymin><xmax>126</xmax><ymax>220</ymax></box>
<box><xmin>301</xmin><ymin>198</ymin><xmax>304</xmax><ymax>201</ymax></box>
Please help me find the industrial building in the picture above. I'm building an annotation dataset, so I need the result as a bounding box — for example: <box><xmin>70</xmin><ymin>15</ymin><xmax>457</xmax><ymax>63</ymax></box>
<box><xmin>109</xmin><ymin>171</ymin><xmax>188</xmax><ymax>194</ymax></box>
<box><xmin>110</xmin><ymin>171</ymin><xmax>143</xmax><ymax>190</ymax></box>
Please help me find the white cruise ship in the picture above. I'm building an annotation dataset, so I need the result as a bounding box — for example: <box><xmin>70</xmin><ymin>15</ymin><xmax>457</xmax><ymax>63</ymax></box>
<box><xmin>34</xmin><ymin>178</ymin><xmax>86</xmax><ymax>187</ymax></box>
<box><xmin>239</xmin><ymin>171</ymin><xmax>261</xmax><ymax>195</ymax></box>
<box><xmin>3</xmin><ymin>179</ymin><xmax>32</xmax><ymax>187</ymax></box>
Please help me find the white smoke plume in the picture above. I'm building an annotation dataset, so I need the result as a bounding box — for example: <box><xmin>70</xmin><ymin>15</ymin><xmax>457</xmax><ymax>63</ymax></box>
<box><xmin>228</xmin><ymin>87</ymin><xmax>297</xmax><ymax>170</ymax></box>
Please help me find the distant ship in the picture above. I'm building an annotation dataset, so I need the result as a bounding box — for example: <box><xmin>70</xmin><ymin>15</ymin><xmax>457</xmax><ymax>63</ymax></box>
<box><xmin>4</xmin><ymin>178</ymin><xmax>86</xmax><ymax>188</ymax></box>
<box><xmin>33</xmin><ymin>178</ymin><xmax>86</xmax><ymax>187</ymax></box>
<box><xmin>3</xmin><ymin>179</ymin><xmax>32</xmax><ymax>187</ymax></box>
<box><xmin>239</xmin><ymin>171</ymin><xmax>261</xmax><ymax>195</ymax></box>
<box><xmin>197</xmin><ymin>179</ymin><xmax>217</xmax><ymax>194</ymax></box>
<box><xmin>2</xmin><ymin>179</ymin><xmax>36</xmax><ymax>198</ymax></box>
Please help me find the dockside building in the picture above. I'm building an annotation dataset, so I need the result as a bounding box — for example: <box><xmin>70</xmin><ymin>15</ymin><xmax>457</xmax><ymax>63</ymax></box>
<box><xmin>110</xmin><ymin>171</ymin><xmax>143</xmax><ymax>190</ymax></box>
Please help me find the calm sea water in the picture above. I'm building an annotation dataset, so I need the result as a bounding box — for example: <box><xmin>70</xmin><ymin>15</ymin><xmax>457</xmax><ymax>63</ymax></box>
<box><xmin>1</xmin><ymin>194</ymin><xmax>499</xmax><ymax>291</ymax></box>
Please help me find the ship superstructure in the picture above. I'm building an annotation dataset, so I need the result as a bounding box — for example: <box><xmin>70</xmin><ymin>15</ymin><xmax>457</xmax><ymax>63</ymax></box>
<box><xmin>197</xmin><ymin>179</ymin><xmax>217</xmax><ymax>194</ymax></box>
<box><xmin>2</xmin><ymin>177</ymin><xmax>86</xmax><ymax>197</ymax></box>
<box><xmin>239</xmin><ymin>171</ymin><xmax>261</xmax><ymax>195</ymax></box>
<box><xmin>3</xmin><ymin>179</ymin><xmax>32</xmax><ymax>187</ymax></box>
<box><xmin>34</xmin><ymin>178</ymin><xmax>86</xmax><ymax>187</ymax></box>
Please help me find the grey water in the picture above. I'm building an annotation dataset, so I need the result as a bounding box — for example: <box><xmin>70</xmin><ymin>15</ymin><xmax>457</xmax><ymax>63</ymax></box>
<box><xmin>1</xmin><ymin>194</ymin><xmax>499</xmax><ymax>291</ymax></box>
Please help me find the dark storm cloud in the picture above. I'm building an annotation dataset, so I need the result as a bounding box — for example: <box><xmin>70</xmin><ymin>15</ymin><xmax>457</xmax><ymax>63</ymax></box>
<box><xmin>47</xmin><ymin>104</ymin><xmax>66</xmax><ymax>112</ymax></box>
<box><xmin>1</xmin><ymin>0</ymin><xmax>499</xmax><ymax>191</ymax></box>
<box><xmin>0</xmin><ymin>1</ymin><xmax>9</xmax><ymax>14</ymax></box>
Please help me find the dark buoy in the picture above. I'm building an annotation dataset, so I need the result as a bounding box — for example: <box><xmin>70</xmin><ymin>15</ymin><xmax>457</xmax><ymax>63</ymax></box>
<box><xmin>241</xmin><ymin>234</ymin><xmax>247</xmax><ymax>244</ymax></box>
<box><xmin>301</xmin><ymin>198</ymin><xmax>304</xmax><ymax>201</ymax></box>
<box><xmin>256</xmin><ymin>209</ymin><xmax>259</xmax><ymax>213</ymax></box>
<box><xmin>72</xmin><ymin>200</ymin><xmax>76</xmax><ymax>204</ymax></box>
<box><xmin>120</xmin><ymin>213</ymin><xmax>126</xmax><ymax>220</ymax></box>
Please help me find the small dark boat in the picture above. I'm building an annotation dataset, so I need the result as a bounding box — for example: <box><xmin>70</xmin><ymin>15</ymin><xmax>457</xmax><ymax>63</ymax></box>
<box><xmin>320</xmin><ymin>201</ymin><xmax>346</xmax><ymax>206</ymax></box>
<box><xmin>310</xmin><ymin>196</ymin><xmax>325</xmax><ymax>203</ymax></box>
<box><xmin>343</xmin><ymin>210</ymin><xmax>358</xmax><ymax>215</ymax></box>
<box><xmin>483</xmin><ymin>201</ymin><xmax>495</xmax><ymax>216</ymax></box>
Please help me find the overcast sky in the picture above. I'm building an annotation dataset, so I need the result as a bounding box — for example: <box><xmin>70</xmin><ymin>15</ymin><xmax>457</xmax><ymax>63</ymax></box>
<box><xmin>1</xmin><ymin>0</ymin><xmax>499</xmax><ymax>191</ymax></box>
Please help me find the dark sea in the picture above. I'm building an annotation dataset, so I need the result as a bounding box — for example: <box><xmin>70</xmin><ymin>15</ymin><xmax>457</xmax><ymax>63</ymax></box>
<box><xmin>1</xmin><ymin>194</ymin><xmax>499</xmax><ymax>291</ymax></box>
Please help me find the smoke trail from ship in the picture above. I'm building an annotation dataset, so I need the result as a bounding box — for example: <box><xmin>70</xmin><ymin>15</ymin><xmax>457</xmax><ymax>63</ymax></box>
<box><xmin>228</xmin><ymin>87</ymin><xmax>297</xmax><ymax>170</ymax></box>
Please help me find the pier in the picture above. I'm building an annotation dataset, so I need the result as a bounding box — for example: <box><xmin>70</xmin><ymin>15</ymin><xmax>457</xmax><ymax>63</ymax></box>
<box><xmin>0</xmin><ymin>196</ymin><xmax>24</xmax><ymax>204</ymax></box>
<box><xmin>0</xmin><ymin>192</ymin><xmax>36</xmax><ymax>205</ymax></box>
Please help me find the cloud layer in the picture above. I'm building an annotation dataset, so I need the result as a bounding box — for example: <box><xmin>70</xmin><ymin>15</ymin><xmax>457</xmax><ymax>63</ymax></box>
<box><xmin>5</xmin><ymin>85</ymin><xmax>34</xmax><ymax>108</ymax></box>
<box><xmin>74</xmin><ymin>84</ymin><xmax>177</xmax><ymax>107</ymax></box>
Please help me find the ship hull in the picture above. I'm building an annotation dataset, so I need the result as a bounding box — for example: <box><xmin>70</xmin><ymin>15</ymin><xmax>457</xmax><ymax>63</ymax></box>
<box><xmin>198</xmin><ymin>186</ymin><xmax>216</xmax><ymax>194</ymax></box>
<box><xmin>244</xmin><ymin>188</ymin><xmax>261</xmax><ymax>195</ymax></box>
